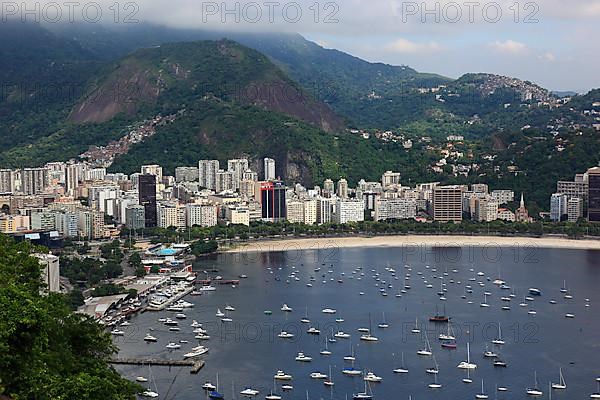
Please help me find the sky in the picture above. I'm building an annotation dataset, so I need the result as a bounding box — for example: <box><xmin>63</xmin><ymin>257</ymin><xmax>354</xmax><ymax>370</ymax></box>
<box><xmin>13</xmin><ymin>0</ymin><xmax>600</xmax><ymax>92</ymax></box>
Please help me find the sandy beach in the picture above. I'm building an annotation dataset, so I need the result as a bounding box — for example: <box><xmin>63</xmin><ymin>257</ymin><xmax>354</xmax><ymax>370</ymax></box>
<box><xmin>223</xmin><ymin>235</ymin><xmax>600</xmax><ymax>254</ymax></box>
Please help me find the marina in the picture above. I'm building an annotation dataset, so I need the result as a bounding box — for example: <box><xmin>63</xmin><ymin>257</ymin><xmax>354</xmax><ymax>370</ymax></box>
<box><xmin>111</xmin><ymin>245</ymin><xmax>600</xmax><ymax>399</ymax></box>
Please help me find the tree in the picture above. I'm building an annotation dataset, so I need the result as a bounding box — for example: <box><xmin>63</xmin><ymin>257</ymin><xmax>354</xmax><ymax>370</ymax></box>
<box><xmin>0</xmin><ymin>234</ymin><xmax>140</xmax><ymax>399</ymax></box>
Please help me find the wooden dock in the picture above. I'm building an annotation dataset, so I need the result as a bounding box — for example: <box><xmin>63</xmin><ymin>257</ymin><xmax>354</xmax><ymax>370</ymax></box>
<box><xmin>110</xmin><ymin>357</ymin><xmax>205</xmax><ymax>373</ymax></box>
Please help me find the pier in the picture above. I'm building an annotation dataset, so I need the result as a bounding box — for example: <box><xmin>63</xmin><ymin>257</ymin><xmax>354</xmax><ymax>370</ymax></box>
<box><xmin>110</xmin><ymin>357</ymin><xmax>205</xmax><ymax>373</ymax></box>
<box><xmin>145</xmin><ymin>285</ymin><xmax>194</xmax><ymax>311</ymax></box>
<box><xmin>195</xmin><ymin>279</ymin><xmax>240</xmax><ymax>285</ymax></box>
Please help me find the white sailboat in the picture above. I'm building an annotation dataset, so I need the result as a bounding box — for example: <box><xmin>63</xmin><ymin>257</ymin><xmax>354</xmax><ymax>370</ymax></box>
<box><xmin>324</xmin><ymin>365</ymin><xmax>334</xmax><ymax>386</ymax></box>
<box><xmin>265</xmin><ymin>377</ymin><xmax>282</xmax><ymax>400</ymax></box>
<box><xmin>360</xmin><ymin>314</ymin><xmax>379</xmax><ymax>342</ymax></box>
<box><xmin>526</xmin><ymin>371</ymin><xmax>543</xmax><ymax>396</ymax></box>
<box><xmin>457</xmin><ymin>342</ymin><xmax>477</xmax><ymax>369</ymax></box>
<box><xmin>417</xmin><ymin>331</ymin><xmax>432</xmax><ymax>356</ymax></box>
<box><xmin>344</xmin><ymin>344</ymin><xmax>356</xmax><ymax>362</ymax></box>
<box><xmin>476</xmin><ymin>379</ymin><xmax>489</xmax><ymax>399</ymax></box>
<box><xmin>393</xmin><ymin>352</ymin><xmax>409</xmax><ymax>374</ymax></box>
<box><xmin>463</xmin><ymin>368</ymin><xmax>473</xmax><ymax>384</ymax></box>
<box><xmin>480</xmin><ymin>293</ymin><xmax>490</xmax><ymax>307</ymax></box>
<box><xmin>377</xmin><ymin>312</ymin><xmax>389</xmax><ymax>329</ymax></box>
<box><xmin>411</xmin><ymin>317</ymin><xmax>420</xmax><ymax>333</ymax></box>
<box><xmin>320</xmin><ymin>337</ymin><xmax>332</xmax><ymax>356</ymax></box>
<box><xmin>428</xmin><ymin>372</ymin><xmax>442</xmax><ymax>389</ymax></box>
<box><xmin>551</xmin><ymin>368</ymin><xmax>567</xmax><ymax>390</ymax></box>
<box><xmin>492</xmin><ymin>323</ymin><xmax>505</xmax><ymax>345</ymax></box>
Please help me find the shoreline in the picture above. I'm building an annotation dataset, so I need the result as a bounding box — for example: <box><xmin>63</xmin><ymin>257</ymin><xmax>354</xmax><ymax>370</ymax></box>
<box><xmin>222</xmin><ymin>234</ymin><xmax>600</xmax><ymax>254</ymax></box>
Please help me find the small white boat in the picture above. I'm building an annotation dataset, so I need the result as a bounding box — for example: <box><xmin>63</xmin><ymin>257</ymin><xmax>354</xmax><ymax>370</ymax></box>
<box><xmin>111</xmin><ymin>329</ymin><xmax>125</xmax><ymax>336</ymax></box>
<box><xmin>295</xmin><ymin>352</ymin><xmax>313</xmax><ymax>362</ymax></box>
<box><xmin>136</xmin><ymin>376</ymin><xmax>148</xmax><ymax>382</ymax></box>
<box><xmin>457</xmin><ymin>343</ymin><xmax>477</xmax><ymax>369</ymax></box>
<box><xmin>307</xmin><ymin>327</ymin><xmax>321</xmax><ymax>335</ymax></box>
<box><xmin>141</xmin><ymin>389</ymin><xmax>159</xmax><ymax>398</ymax></box>
<box><xmin>476</xmin><ymin>379</ymin><xmax>489</xmax><ymax>399</ymax></box>
<box><xmin>278</xmin><ymin>331</ymin><xmax>294</xmax><ymax>339</ymax></box>
<box><xmin>225</xmin><ymin>305</ymin><xmax>236</xmax><ymax>311</ymax></box>
<box><xmin>364</xmin><ymin>371</ymin><xmax>382</xmax><ymax>382</ymax></box>
<box><xmin>310</xmin><ymin>371</ymin><xmax>328</xmax><ymax>379</ymax></box>
<box><xmin>322</xmin><ymin>308</ymin><xmax>337</xmax><ymax>314</ymax></box>
<box><xmin>334</xmin><ymin>331</ymin><xmax>350</xmax><ymax>339</ymax></box>
<box><xmin>215</xmin><ymin>309</ymin><xmax>225</xmax><ymax>317</ymax></box>
<box><xmin>143</xmin><ymin>334</ymin><xmax>158</xmax><ymax>342</ymax></box>
<box><xmin>165</xmin><ymin>342</ymin><xmax>181</xmax><ymax>350</ymax></box>
<box><xmin>240</xmin><ymin>387</ymin><xmax>259</xmax><ymax>397</ymax></box>
<box><xmin>281</xmin><ymin>304</ymin><xmax>293</xmax><ymax>312</ymax></box>
<box><xmin>526</xmin><ymin>371</ymin><xmax>543</xmax><ymax>396</ymax></box>
<box><xmin>411</xmin><ymin>318</ymin><xmax>421</xmax><ymax>334</ymax></box>
<box><xmin>273</xmin><ymin>371</ymin><xmax>292</xmax><ymax>380</ymax></box>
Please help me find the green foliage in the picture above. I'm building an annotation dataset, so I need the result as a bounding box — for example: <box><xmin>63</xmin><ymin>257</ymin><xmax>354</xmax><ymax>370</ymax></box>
<box><xmin>91</xmin><ymin>284</ymin><xmax>126</xmax><ymax>297</ymax></box>
<box><xmin>191</xmin><ymin>240</ymin><xmax>218</xmax><ymax>256</ymax></box>
<box><xmin>0</xmin><ymin>234</ymin><xmax>140</xmax><ymax>399</ymax></box>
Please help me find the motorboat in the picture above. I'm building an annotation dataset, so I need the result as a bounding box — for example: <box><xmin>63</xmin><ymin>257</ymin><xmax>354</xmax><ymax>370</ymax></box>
<box><xmin>143</xmin><ymin>334</ymin><xmax>158</xmax><ymax>342</ymax></box>
<box><xmin>364</xmin><ymin>372</ymin><xmax>382</xmax><ymax>382</ymax></box>
<box><xmin>281</xmin><ymin>304</ymin><xmax>293</xmax><ymax>312</ymax></box>
<box><xmin>295</xmin><ymin>352</ymin><xmax>313</xmax><ymax>362</ymax></box>
<box><xmin>240</xmin><ymin>387</ymin><xmax>259</xmax><ymax>397</ymax></box>
<box><xmin>277</xmin><ymin>331</ymin><xmax>294</xmax><ymax>339</ymax></box>
<box><xmin>273</xmin><ymin>371</ymin><xmax>292</xmax><ymax>380</ymax></box>
<box><xmin>165</xmin><ymin>342</ymin><xmax>181</xmax><ymax>350</ymax></box>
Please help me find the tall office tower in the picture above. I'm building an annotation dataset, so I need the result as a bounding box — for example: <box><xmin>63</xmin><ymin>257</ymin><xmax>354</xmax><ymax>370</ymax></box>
<box><xmin>381</xmin><ymin>171</ymin><xmax>401</xmax><ymax>188</ymax></box>
<box><xmin>432</xmin><ymin>185</ymin><xmax>464</xmax><ymax>222</ymax></box>
<box><xmin>140</xmin><ymin>165</ymin><xmax>163</xmax><ymax>183</ymax></box>
<box><xmin>316</xmin><ymin>197</ymin><xmax>332</xmax><ymax>224</ymax></box>
<box><xmin>199</xmin><ymin>160</ymin><xmax>220</xmax><ymax>190</ymax></box>
<box><xmin>587</xmin><ymin>167</ymin><xmax>600</xmax><ymax>222</ymax></box>
<box><xmin>259</xmin><ymin>181</ymin><xmax>286</xmax><ymax>222</ymax></box>
<box><xmin>227</xmin><ymin>159</ymin><xmax>249</xmax><ymax>190</ymax></box>
<box><xmin>138</xmin><ymin>174</ymin><xmax>157</xmax><ymax>228</ymax></box>
<box><xmin>550</xmin><ymin>193</ymin><xmax>569</xmax><ymax>222</ymax></box>
<box><xmin>0</xmin><ymin>169</ymin><xmax>14</xmax><ymax>193</ymax></box>
<box><xmin>263</xmin><ymin>158</ymin><xmax>276</xmax><ymax>181</ymax></box>
<box><xmin>20</xmin><ymin>167</ymin><xmax>49</xmax><ymax>195</ymax></box>
<box><xmin>125</xmin><ymin>205</ymin><xmax>146</xmax><ymax>230</ymax></box>
<box><xmin>337</xmin><ymin>178</ymin><xmax>349</xmax><ymax>199</ymax></box>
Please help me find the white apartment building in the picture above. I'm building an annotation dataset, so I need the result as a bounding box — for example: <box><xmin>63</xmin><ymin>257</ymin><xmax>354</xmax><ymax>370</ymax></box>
<box><xmin>374</xmin><ymin>198</ymin><xmax>417</xmax><ymax>221</ymax></box>
<box><xmin>186</xmin><ymin>203</ymin><xmax>218</xmax><ymax>227</ymax></box>
<box><xmin>157</xmin><ymin>202</ymin><xmax>186</xmax><ymax>229</ymax></box>
<box><xmin>491</xmin><ymin>190</ymin><xmax>515</xmax><ymax>205</ymax></box>
<box><xmin>199</xmin><ymin>160</ymin><xmax>220</xmax><ymax>190</ymax></box>
<box><xmin>264</xmin><ymin>158</ymin><xmax>276</xmax><ymax>181</ymax></box>
<box><xmin>334</xmin><ymin>199</ymin><xmax>364</xmax><ymax>224</ymax></box>
<box><xmin>35</xmin><ymin>253</ymin><xmax>60</xmax><ymax>293</ymax></box>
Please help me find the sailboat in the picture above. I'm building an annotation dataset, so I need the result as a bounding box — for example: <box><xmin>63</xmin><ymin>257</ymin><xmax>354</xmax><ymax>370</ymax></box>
<box><xmin>439</xmin><ymin>321</ymin><xmax>455</xmax><ymax>340</ymax></box>
<box><xmin>526</xmin><ymin>371</ymin><xmax>543</xmax><ymax>396</ymax></box>
<box><xmin>457</xmin><ymin>342</ymin><xmax>477</xmax><ymax>369</ymax></box>
<box><xmin>492</xmin><ymin>323</ymin><xmax>505</xmax><ymax>345</ymax></box>
<box><xmin>426</xmin><ymin>355</ymin><xmax>439</xmax><ymax>374</ymax></box>
<box><xmin>480</xmin><ymin>293</ymin><xmax>490</xmax><ymax>308</ymax></box>
<box><xmin>344</xmin><ymin>344</ymin><xmax>356</xmax><ymax>362</ymax></box>
<box><xmin>140</xmin><ymin>365</ymin><xmax>159</xmax><ymax>398</ymax></box>
<box><xmin>551</xmin><ymin>368</ymin><xmax>567</xmax><ymax>390</ymax></box>
<box><xmin>430</xmin><ymin>304</ymin><xmax>449</xmax><ymax>322</ymax></box>
<box><xmin>428</xmin><ymin>372</ymin><xmax>442</xmax><ymax>389</ymax></box>
<box><xmin>265</xmin><ymin>377</ymin><xmax>282</xmax><ymax>400</ymax></box>
<box><xmin>324</xmin><ymin>365</ymin><xmax>334</xmax><ymax>386</ymax></box>
<box><xmin>476</xmin><ymin>379</ymin><xmax>489</xmax><ymax>399</ymax></box>
<box><xmin>208</xmin><ymin>373</ymin><xmax>225</xmax><ymax>399</ymax></box>
<box><xmin>320</xmin><ymin>336</ymin><xmax>332</xmax><ymax>356</ymax></box>
<box><xmin>360</xmin><ymin>314</ymin><xmax>378</xmax><ymax>341</ymax></box>
<box><xmin>393</xmin><ymin>352</ymin><xmax>409</xmax><ymax>374</ymax></box>
<box><xmin>463</xmin><ymin>368</ymin><xmax>473</xmax><ymax>384</ymax></box>
<box><xmin>591</xmin><ymin>381</ymin><xmax>600</xmax><ymax>399</ymax></box>
<box><xmin>411</xmin><ymin>317</ymin><xmax>420</xmax><ymax>333</ymax></box>
<box><xmin>353</xmin><ymin>380</ymin><xmax>373</xmax><ymax>399</ymax></box>
<box><xmin>301</xmin><ymin>306</ymin><xmax>310</xmax><ymax>323</ymax></box>
<box><xmin>377</xmin><ymin>312</ymin><xmax>389</xmax><ymax>328</ymax></box>
<box><xmin>417</xmin><ymin>331</ymin><xmax>433</xmax><ymax>356</ymax></box>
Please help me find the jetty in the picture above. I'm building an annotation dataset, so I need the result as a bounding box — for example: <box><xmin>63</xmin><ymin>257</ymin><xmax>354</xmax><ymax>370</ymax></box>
<box><xmin>110</xmin><ymin>357</ymin><xmax>205</xmax><ymax>373</ymax></box>
<box><xmin>145</xmin><ymin>285</ymin><xmax>194</xmax><ymax>311</ymax></box>
<box><xmin>195</xmin><ymin>279</ymin><xmax>240</xmax><ymax>285</ymax></box>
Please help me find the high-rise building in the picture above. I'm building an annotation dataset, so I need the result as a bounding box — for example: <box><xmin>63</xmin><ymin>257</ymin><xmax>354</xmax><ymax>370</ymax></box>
<box><xmin>186</xmin><ymin>204</ymin><xmax>218</xmax><ymax>227</ymax></box>
<box><xmin>286</xmin><ymin>199</ymin><xmax>305</xmax><ymax>224</ymax></box>
<box><xmin>374</xmin><ymin>198</ymin><xmax>416</xmax><ymax>221</ymax></box>
<box><xmin>323</xmin><ymin>179</ymin><xmax>334</xmax><ymax>195</ymax></box>
<box><xmin>65</xmin><ymin>164</ymin><xmax>82</xmax><ymax>196</ymax></box>
<box><xmin>157</xmin><ymin>202</ymin><xmax>186</xmax><ymax>229</ymax></box>
<box><xmin>21</xmin><ymin>168</ymin><xmax>48</xmax><ymax>195</ymax></box>
<box><xmin>138</xmin><ymin>174</ymin><xmax>157</xmax><ymax>228</ymax></box>
<box><xmin>316</xmin><ymin>197</ymin><xmax>332</xmax><ymax>224</ymax></box>
<box><xmin>491</xmin><ymin>190</ymin><xmax>515</xmax><ymax>205</ymax></box>
<box><xmin>54</xmin><ymin>211</ymin><xmax>79</xmax><ymax>237</ymax></box>
<box><xmin>125</xmin><ymin>205</ymin><xmax>146</xmax><ymax>230</ymax></box>
<box><xmin>381</xmin><ymin>171</ymin><xmax>401</xmax><ymax>188</ymax></box>
<box><xmin>263</xmin><ymin>158</ymin><xmax>276</xmax><ymax>181</ymax></box>
<box><xmin>0</xmin><ymin>169</ymin><xmax>14</xmax><ymax>193</ymax></box>
<box><xmin>215</xmin><ymin>170</ymin><xmax>235</xmax><ymax>193</ymax></box>
<box><xmin>474</xmin><ymin>197</ymin><xmax>498</xmax><ymax>222</ymax></box>
<box><xmin>587</xmin><ymin>167</ymin><xmax>600</xmax><ymax>222</ymax></box>
<box><xmin>334</xmin><ymin>199</ymin><xmax>364</xmax><ymax>224</ymax></box>
<box><xmin>239</xmin><ymin>180</ymin><xmax>256</xmax><ymax>199</ymax></box>
<box><xmin>259</xmin><ymin>181</ymin><xmax>286</xmax><ymax>222</ymax></box>
<box><xmin>242</xmin><ymin>170</ymin><xmax>258</xmax><ymax>182</ymax></box>
<box><xmin>432</xmin><ymin>185</ymin><xmax>464</xmax><ymax>222</ymax></box>
<box><xmin>31</xmin><ymin>211</ymin><xmax>56</xmax><ymax>231</ymax></box>
<box><xmin>567</xmin><ymin>197</ymin><xmax>583</xmax><ymax>223</ymax></box>
<box><xmin>227</xmin><ymin>159</ymin><xmax>249</xmax><ymax>190</ymax></box>
<box><xmin>199</xmin><ymin>160</ymin><xmax>220</xmax><ymax>190</ymax></box>
<box><xmin>550</xmin><ymin>193</ymin><xmax>568</xmax><ymax>222</ymax></box>
<box><xmin>337</xmin><ymin>178</ymin><xmax>349</xmax><ymax>199</ymax></box>
<box><xmin>85</xmin><ymin>168</ymin><xmax>106</xmax><ymax>181</ymax></box>
<box><xmin>471</xmin><ymin>183</ymin><xmax>489</xmax><ymax>194</ymax></box>
<box><xmin>303</xmin><ymin>199</ymin><xmax>317</xmax><ymax>225</ymax></box>
<box><xmin>140</xmin><ymin>165</ymin><xmax>163</xmax><ymax>183</ymax></box>
<box><xmin>175</xmin><ymin>167</ymin><xmax>199</xmax><ymax>183</ymax></box>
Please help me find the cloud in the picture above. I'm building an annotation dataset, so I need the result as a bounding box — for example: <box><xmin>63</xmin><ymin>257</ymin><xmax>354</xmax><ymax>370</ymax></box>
<box><xmin>540</xmin><ymin>52</ymin><xmax>556</xmax><ymax>62</ymax></box>
<box><xmin>384</xmin><ymin>38</ymin><xmax>442</xmax><ymax>54</ymax></box>
<box><xmin>489</xmin><ymin>40</ymin><xmax>528</xmax><ymax>54</ymax></box>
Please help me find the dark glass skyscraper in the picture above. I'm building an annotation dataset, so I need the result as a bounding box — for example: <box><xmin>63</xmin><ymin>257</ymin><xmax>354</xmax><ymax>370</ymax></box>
<box><xmin>588</xmin><ymin>167</ymin><xmax>600</xmax><ymax>222</ymax></box>
<box><xmin>138</xmin><ymin>174</ymin><xmax>157</xmax><ymax>228</ymax></box>
<box><xmin>259</xmin><ymin>181</ymin><xmax>286</xmax><ymax>222</ymax></box>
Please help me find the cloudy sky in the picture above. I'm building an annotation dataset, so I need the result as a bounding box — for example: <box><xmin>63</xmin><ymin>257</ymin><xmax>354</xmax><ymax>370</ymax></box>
<box><xmin>26</xmin><ymin>0</ymin><xmax>600</xmax><ymax>91</ymax></box>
